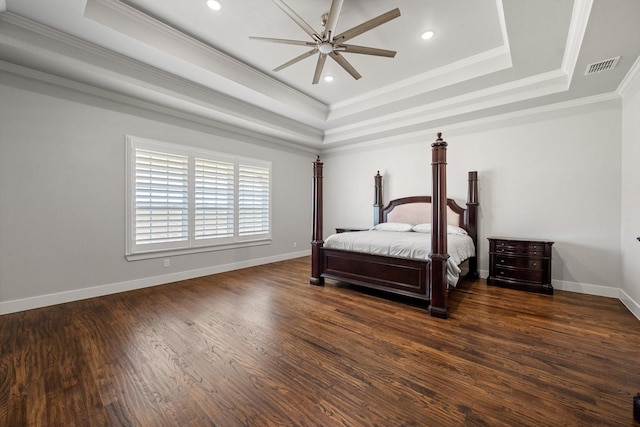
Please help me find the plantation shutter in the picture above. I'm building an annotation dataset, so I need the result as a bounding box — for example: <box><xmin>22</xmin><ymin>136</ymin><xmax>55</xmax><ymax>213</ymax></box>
<box><xmin>134</xmin><ymin>149</ymin><xmax>189</xmax><ymax>246</ymax></box>
<box><xmin>238</xmin><ymin>163</ymin><xmax>270</xmax><ymax>236</ymax></box>
<box><xmin>127</xmin><ymin>136</ymin><xmax>272</xmax><ymax>258</ymax></box>
<box><xmin>194</xmin><ymin>158</ymin><xmax>235</xmax><ymax>240</ymax></box>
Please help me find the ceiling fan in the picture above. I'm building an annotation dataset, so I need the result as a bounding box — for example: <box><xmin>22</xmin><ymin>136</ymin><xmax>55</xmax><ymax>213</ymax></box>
<box><xmin>250</xmin><ymin>0</ymin><xmax>401</xmax><ymax>84</ymax></box>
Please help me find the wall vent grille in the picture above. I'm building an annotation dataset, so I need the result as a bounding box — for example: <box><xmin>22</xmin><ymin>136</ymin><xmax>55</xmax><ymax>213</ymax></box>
<box><xmin>585</xmin><ymin>56</ymin><xmax>620</xmax><ymax>75</ymax></box>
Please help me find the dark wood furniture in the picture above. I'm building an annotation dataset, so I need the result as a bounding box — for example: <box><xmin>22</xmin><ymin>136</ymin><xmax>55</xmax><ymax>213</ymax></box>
<box><xmin>487</xmin><ymin>237</ymin><xmax>554</xmax><ymax>294</ymax></box>
<box><xmin>310</xmin><ymin>133</ymin><xmax>479</xmax><ymax>319</ymax></box>
<box><xmin>335</xmin><ymin>227</ymin><xmax>369</xmax><ymax>233</ymax></box>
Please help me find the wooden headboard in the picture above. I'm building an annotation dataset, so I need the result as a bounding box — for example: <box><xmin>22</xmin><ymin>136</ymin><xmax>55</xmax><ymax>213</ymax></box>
<box><xmin>382</xmin><ymin>196</ymin><xmax>467</xmax><ymax>228</ymax></box>
<box><xmin>372</xmin><ymin>171</ymin><xmax>479</xmax><ymax>270</ymax></box>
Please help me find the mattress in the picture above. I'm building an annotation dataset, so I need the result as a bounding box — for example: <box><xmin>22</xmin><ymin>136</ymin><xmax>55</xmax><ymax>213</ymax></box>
<box><xmin>324</xmin><ymin>230</ymin><xmax>475</xmax><ymax>287</ymax></box>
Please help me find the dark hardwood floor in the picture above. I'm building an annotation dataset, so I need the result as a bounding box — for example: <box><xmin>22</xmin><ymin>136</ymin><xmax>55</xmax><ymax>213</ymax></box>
<box><xmin>1</xmin><ymin>256</ymin><xmax>639</xmax><ymax>426</ymax></box>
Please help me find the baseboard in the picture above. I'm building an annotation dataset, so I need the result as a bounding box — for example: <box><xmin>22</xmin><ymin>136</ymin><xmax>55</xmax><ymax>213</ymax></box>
<box><xmin>3</xmin><ymin>255</ymin><xmax>638</xmax><ymax>324</ymax></box>
<box><xmin>476</xmin><ymin>272</ymin><xmax>639</xmax><ymax>321</ymax></box>
<box><xmin>552</xmin><ymin>279</ymin><xmax>621</xmax><ymax>298</ymax></box>
<box><xmin>620</xmin><ymin>290</ymin><xmax>640</xmax><ymax>322</ymax></box>
<box><xmin>475</xmin><ymin>271</ymin><xmax>619</xmax><ymax>297</ymax></box>
<box><xmin>0</xmin><ymin>250</ymin><xmax>311</xmax><ymax>316</ymax></box>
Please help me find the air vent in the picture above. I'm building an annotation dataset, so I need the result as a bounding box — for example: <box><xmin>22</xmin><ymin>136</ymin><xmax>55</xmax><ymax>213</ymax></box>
<box><xmin>585</xmin><ymin>56</ymin><xmax>620</xmax><ymax>75</ymax></box>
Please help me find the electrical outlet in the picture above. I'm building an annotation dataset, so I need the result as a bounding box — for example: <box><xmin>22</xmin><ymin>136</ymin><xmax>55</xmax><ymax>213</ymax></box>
<box><xmin>163</xmin><ymin>259</ymin><xmax>170</xmax><ymax>268</ymax></box>
<box><xmin>293</xmin><ymin>242</ymin><xmax>297</xmax><ymax>248</ymax></box>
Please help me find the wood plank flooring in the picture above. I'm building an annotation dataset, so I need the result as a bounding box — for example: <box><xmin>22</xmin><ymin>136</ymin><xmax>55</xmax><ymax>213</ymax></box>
<box><xmin>1</xmin><ymin>256</ymin><xmax>639</xmax><ymax>426</ymax></box>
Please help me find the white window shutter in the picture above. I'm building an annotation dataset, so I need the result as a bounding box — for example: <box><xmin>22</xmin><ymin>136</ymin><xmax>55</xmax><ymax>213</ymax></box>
<box><xmin>194</xmin><ymin>158</ymin><xmax>235</xmax><ymax>240</ymax></box>
<box><xmin>238</xmin><ymin>164</ymin><xmax>270</xmax><ymax>237</ymax></box>
<box><xmin>134</xmin><ymin>149</ymin><xmax>189</xmax><ymax>246</ymax></box>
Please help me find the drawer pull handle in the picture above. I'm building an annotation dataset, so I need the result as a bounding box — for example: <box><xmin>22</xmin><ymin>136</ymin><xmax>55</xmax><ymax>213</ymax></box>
<box><xmin>500</xmin><ymin>259</ymin><xmax>504</xmax><ymax>263</ymax></box>
<box><xmin>499</xmin><ymin>271</ymin><xmax>504</xmax><ymax>275</ymax></box>
<box><xmin>532</xmin><ymin>262</ymin><xmax>537</xmax><ymax>267</ymax></box>
<box><xmin>533</xmin><ymin>252</ymin><xmax>537</xmax><ymax>255</ymax></box>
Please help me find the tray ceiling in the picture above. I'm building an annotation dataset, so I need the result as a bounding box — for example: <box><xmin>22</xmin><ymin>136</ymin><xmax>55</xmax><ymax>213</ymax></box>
<box><xmin>1</xmin><ymin>0</ymin><xmax>639</xmax><ymax>150</ymax></box>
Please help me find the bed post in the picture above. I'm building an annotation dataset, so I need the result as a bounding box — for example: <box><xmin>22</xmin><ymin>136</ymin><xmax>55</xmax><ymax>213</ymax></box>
<box><xmin>373</xmin><ymin>171</ymin><xmax>383</xmax><ymax>226</ymax></box>
<box><xmin>310</xmin><ymin>156</ymin><xmax>325</xmax><ymax>286</ymax></box>
<box><xmin>466</xmin><ymin>171</ymin><xmax>479</xmax><ymax>278</ymax></box>
<box><xmin>429</xmin><ymin>133</ymin><xmax>450</xmax><ymax>319</ymax></box>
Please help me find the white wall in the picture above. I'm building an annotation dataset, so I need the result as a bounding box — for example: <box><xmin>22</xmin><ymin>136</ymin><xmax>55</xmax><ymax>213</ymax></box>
<box><xmin>620</xmin><ymin>62</ymin><xmax>640</xmax><ymax>319</ymax></box>
<box><xmin>1</xmin><ymin>66</ymin><xmax>636</xmax><ymax>317</ymax></box>
<box><xmin>322</xmin><ymin>99</ymin><xmax>623</xmax><ymax>296</ymax></box>
<box><xmin>0</xmin><ymin>72</ymin><xmax>314</xmax><ymax>314</ymax></box>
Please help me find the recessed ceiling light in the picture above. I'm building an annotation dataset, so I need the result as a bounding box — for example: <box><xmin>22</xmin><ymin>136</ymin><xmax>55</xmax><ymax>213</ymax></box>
<box><xmin>421</xmin><ymin>30</ymin><xmax>435</xmax><ymax>40</ymax></box>
<box><xmin>324</xmin><ymin>75</ymin><xmax>334</xmax><ymax>82</ymax></box>
<box><xmin>206</xmin><ymin>0</ymin><xmax>221</xmax><ymax>11</ymax></box>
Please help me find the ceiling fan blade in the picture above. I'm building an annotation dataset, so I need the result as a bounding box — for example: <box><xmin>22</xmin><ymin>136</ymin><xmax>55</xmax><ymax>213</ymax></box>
<box><xmin>312</xmin><ymin>54</ymin><xmax>328</xmax><ymax>84</ymax></box>
<box><xmin>272</xmin><ymin>0</ymin><xmax>322</xmax><ymax>42</ymax></box>
<box><xmin>273</xmin><ymin>48</ymin><xmax>317</xmax><ymax>72</ymax></box>
<box><xmin>337</xmin><ymin>44</ymin><xmax>397</xmax><ymax>57</ymax></box>
<box><xmin>333</xmin><ymin>8</ymin><xmax>401</xmax><ymax>44</ymax></box>
<box><xmin>323</xmin><ymin>0</ymin><xmax>344</xmax><ymax>41</ymax></box>
<box><xmin>249</xmin><ymin>36</ymin><xmax>316</xmax><ymax>47</ymax></box>
<box><xmin>329</xmin><ymin>51</ymin><xmax>361</xmax><ymax>80</ymax></box>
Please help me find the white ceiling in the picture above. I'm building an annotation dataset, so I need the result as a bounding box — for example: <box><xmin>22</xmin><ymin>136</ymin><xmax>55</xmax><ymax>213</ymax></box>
<box><xmin>1</xmin><ymin>0</ymin><xmax>639</xmax><ymax>151</ymax></box>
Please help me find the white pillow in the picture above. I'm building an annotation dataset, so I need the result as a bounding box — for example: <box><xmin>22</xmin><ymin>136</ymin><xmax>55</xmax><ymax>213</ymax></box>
<box><xmin>412</xmin><ymin>223</ymin><xmax>431</xmax><ymax>233</ymax></box>
<box><xmin>447</xmin><ymin>225</ymin><xmax>468</xmax><ymax>235</ymax></box>
<box><xmin>371</xmin><ymin>222</ymin><xmax>413</xmax><ymax>232</ymax></box>
<box><xmin>411</xmin><ymin>223</ymin><xmax>468</xmax><ymax>235</ymax></box>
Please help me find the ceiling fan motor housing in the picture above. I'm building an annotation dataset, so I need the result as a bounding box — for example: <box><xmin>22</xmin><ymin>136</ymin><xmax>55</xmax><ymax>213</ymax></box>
<box><xmin>318</xmin><ymin>42</ymin><xmax>334</xmax><ymax>54</ymax></box>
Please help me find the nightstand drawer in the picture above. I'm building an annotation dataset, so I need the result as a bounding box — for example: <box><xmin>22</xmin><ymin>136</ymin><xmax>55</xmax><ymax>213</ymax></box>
<box><xmin>496</xmin><ymin>255</ymin><xmax>542</xmax><ymax>269</ymax></box>
<box><xmin>495</xmin><ymin>266</ymin><xmax>543</xmax><ymax>283</ymax></box>
<box><xmin>494</xmin><ymin>241</ymin><xmax>545</xmax><ymax>256</ymax></box>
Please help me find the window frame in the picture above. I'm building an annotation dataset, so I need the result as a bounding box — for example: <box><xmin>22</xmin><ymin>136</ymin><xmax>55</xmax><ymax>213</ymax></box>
<box><xmin>126</xmin><ymin>136</ymin><xmax>272</xmax><ymax>260</ymax></box>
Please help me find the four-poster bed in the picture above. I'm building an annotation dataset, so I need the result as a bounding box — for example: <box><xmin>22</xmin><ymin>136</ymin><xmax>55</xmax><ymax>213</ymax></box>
<box><xmin>310</xmin><ymin>133</ymin><xmax>479</xmax><ymax>319</ymax></box>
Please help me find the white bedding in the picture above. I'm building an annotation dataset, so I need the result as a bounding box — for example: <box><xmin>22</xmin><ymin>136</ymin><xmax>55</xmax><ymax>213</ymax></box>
<box><xmin>324</xmin><ymin>230</ymin><xmax>475</xmax><ymax>287</ymax></box>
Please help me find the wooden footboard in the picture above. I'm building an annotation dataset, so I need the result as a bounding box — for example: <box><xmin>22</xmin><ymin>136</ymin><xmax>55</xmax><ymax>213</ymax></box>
<box><xmin>323</xmin><ymin>249</ymin><xmax>429</xmax><ymax>299</ymax></box>
<box><xmin>310</xmin><ymin>133</ymin><xmax>478</xmax><ymax>319</ymax></box>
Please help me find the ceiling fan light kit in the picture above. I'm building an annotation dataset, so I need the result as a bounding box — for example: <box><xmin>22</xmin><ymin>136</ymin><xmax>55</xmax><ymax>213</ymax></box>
<box><xmin>250</xmin><ymin>0</ymin><xmax>401</xmax><ymax>84</ymax></box>
<box><xmin>205</xmin><ymin>0</ymin><xmax>221</xmax><ymax>11</ymax></box>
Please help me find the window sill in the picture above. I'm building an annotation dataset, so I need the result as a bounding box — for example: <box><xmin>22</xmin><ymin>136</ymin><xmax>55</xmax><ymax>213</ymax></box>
<box><xmin>126</xmin><ymin>238</ymin><xmax>272</xmax><ymax>261</ymax></box>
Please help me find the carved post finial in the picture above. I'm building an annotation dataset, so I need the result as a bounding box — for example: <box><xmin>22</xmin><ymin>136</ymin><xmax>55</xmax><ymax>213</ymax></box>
<box><xmin>432</xmin><ymin>132</ymin><xmax>447</xmax><ymax>148</ymax></box>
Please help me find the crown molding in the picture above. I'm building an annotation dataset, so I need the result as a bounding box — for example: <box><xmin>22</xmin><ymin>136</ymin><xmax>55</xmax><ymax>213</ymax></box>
<box><xmin>0</xmin><ymin>12</ymin><xmax>323</xmax><ymax>147</ymax></box>
<box><xmin>84</xmin><ymin>0</ymin><xmax>328</xmax><ymax>124</ymax></box>
<box><xmin>320</xmin><ymin>92</ymin><xmax>620</xmax><ymax>155</ymax></box>
<box><xmin>323</xmin><ymin>69</ymin><xmax>570</xmax><ymax>146</ymax></box>
<box><xmin>617</xmin><ymin>54</ymin><xmax>640</xmax><ymax>96</ymax></box>
<box><xmin>561</xmin><ymin>0</ymin><xmax>593</xmax><ymax>84</ymax></box>
<box><xmin>326</xmin><ymin>0</ymin><xmax>511</xmax><ymax>122</ymax></box>
<box><xmin>328</xmin><ymin>45</ymin><xmax>513</xmax><ymax>122</ymax></box>
<box><xmin>0</xmin><ymin>61</ymin><xmax>321</xmax><ymax>154</ymax></box>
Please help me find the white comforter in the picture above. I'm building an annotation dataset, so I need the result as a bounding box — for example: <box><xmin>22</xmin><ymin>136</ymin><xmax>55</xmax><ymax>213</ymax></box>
<box><xmin>324</xmin><ymin>230</ymin><xmax>475</xmax><ymax>287</ymax></box>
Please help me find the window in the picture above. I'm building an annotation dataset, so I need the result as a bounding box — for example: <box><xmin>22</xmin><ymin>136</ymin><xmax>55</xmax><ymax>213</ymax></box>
<box><xmin>126</xmin><ymin>136</ymin><xmax>271</xmax><ymax>258</ymax></box>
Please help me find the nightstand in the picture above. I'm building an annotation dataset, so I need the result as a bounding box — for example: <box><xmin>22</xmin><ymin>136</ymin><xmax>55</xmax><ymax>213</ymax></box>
<box><xmin>487</xmin><ymin>237</ymin><xmax>554</xmax><ymax>294</ymax></box>
<box><xmin>335</xmin><ymin>227</ymin><xmax>369</xmax><ymax>233</ymax></box>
